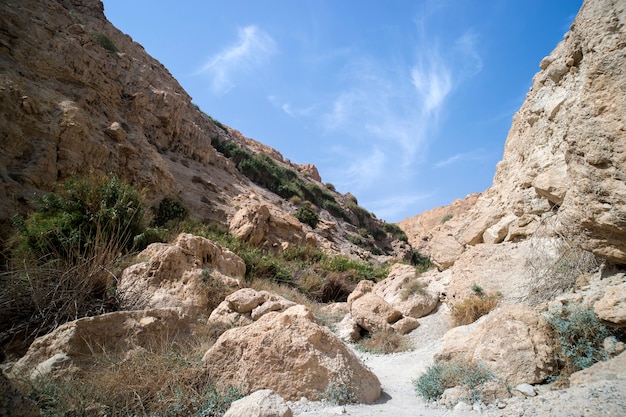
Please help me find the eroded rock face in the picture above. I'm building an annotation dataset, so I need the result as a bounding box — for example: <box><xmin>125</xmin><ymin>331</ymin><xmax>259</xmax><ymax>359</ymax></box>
<box><xmin>199</xmin><ymin>305</ymin><xmax>381</xmax><ymax>403</ymax></box>
<box><xmin>374</xmin><ymin>264</ymin><xmax>439</xmax><ymax>318</ymax></box>
<box><xmin>10</xmin><ymin>308</ymin><xmax>190</xmax><ymax>380</ymax></box>
<box><xmin>118</xmin><ymin>233</ymin><xmax>244</xmax><ymax>316</ymax></box>
<box><xmin>406</xmin><ymin>0</ymin><xmax>626</xmax><ymax>269</ymax></box>
<box><xmin>594</xmin><ymin>281</ymin><xmax>626</xmax><ymax>325</ymax></box>
<box><xmin>435</xmin><ymin>305</ymin><xmax>555</xmax><ymax>385</ymax></box>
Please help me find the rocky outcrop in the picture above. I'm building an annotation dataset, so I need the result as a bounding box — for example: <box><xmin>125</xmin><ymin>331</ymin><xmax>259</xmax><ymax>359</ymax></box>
<box><xmin>594</xmin><ymin>281</ymin><xmax>626</xmax><ymax>325</ymax></box>
<box><xmin>9</xmin><ymin>308</ymin><xmax>190</xmax><ymax>380</ymax></box>
<box><xmin>435</xmin><ymin>305</ymin><xmax>556</xmax><ymax>385</ymax></box>
<box><xmin>224</xmin><ymin>389</ymin><xmax>293</xmax><ymax>417</ymax></box>
<box><xmin>199</xmin><ymin>305</ymin><xmax>381</xmax><ymax>403</ymax></box>
<box><xmin>118</xmin><ymin>233</ymin><xmax>244</xmax><ymax>316</ymax></box>
<box><xmin>208</xmin><ymin>288</ymin><xmax>297</xmax><ymax>327</ymax></box>
<box><xmin>410</xmin><ymin>0</ymin><xmax>626</xmax><ymax>269</ymax></box>
<box><xmin>570</xmin><ymin>350</ymin><xmax>626</xmax><ymax>385</ymax></box>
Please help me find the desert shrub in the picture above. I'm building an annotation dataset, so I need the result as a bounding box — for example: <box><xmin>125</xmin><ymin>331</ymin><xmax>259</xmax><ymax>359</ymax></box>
<box><xmin>383</xmin><ymin>222</ymin><xmax>408</xmax><ymax>242</ymax></box>
<box><xmin>325</xmin><ymin>182</ymin><xmax>336</xmax><ymax>191</ymax></box>
<box><xmin>92</xmin><ymin>32</ymin><xmax>118</xmax><ymax>52</ymax></box>
<box><xmin>22</xmin><ymin>333</ymin><xmax>242</xmax><ymax>417</ymax></box>
<box><xmin>11</xmin><ymin>175</ymin><xmax>145</xmax><ymax>262</ymax></box>
<box><xmin>411</xmin><ymin>250</ymin><xmax>432</xmax><ymax>272</ymax></box>
<box><xmin>440</xmin><ymin>214</ymin><xmax>453</xmax><ymax>224</ymax></box>
<box><xmin>358</xmin><ymin>330</ymin><xmax>411</xmax><ymax>354</ymax></box>
<box><xmin>295</xmin><ymin>206</ymin><xmax>319</xmax><ymax>228</ymax></box>
<box><xmin>450</xmin><ymin>291</ymin><xmax>499</xmax><ymax>326</ymax></box>
<box><xmin>400</xmin><ymin>278</ymin><xmax>428</xmax><ymax>300</ymax></box>
<box><xmin>544</xmin><ymin>303</ymin><xmax>610</xmax><ymax>376</ymax></box>
<box><xmin>323</xmin><ymin>381</ymin><xmax>356</xmax><ymax>405</ymax></box>
<box><xmin>318</xmin><ymin>272</ymin><xmax>357</xmax><ymax>302</ymax></box>
<box><xmin>3</xmin><ymin>176</ymin><xmax>146</xmax><ymax>348</ymax></box>
<box><xmin>413</xmin><ymin>360</ymin><xmax>494</xmax><ymax>403</ymax></box>
<box><xmin>153</xmin><ymin>196</ymin><xmax>188</xmax><ymax>227</ymax></box>
<box><xmin>322</xmin><ymin>200</ymin><xmax>347</xmax><ymax>220</ymax></box>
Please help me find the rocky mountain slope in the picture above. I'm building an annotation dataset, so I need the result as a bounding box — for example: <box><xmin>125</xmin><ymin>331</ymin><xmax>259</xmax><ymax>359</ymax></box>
<box><xmin>0</xmin><ymin>0</ymin><xmax>408</xmax><ymax>261</ymax></box>
<box><xmin>2</xmin><ymin>0</ymin><xmax>626</xmax><ymax>416</ymax></box>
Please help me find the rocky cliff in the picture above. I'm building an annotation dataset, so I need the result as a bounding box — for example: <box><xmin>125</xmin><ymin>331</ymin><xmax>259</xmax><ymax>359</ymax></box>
<box><xmin>400</xmin><ymin>0</ymin><xmax>626</xmax><ymax>270</ymax></box>
<box><xmin>0</xmin><ymin>0</ymin><xmax>408</xmax><ymax>259</ymax></box>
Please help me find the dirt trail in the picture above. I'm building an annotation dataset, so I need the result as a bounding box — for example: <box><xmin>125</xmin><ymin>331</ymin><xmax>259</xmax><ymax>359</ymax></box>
<box><xmin>290</xmin><ymin>305</ymin><xmax>451</xmax><ymax>417</ymax></box>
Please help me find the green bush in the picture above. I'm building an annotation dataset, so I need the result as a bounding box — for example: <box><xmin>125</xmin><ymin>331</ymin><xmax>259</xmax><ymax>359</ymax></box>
<box><xmin>414</xmin><ymin>360</ymin><xmax>494</xmax><ymax>403</ymax></box>
<box><xmin>383</xmin><ymin>222</ymin><xmax>408</xmax><ymax>242</ymax></box>
<box><xmin>544</xmin><ymin>303</ymin><xmax>610</xmax><ymax>375</ymax></box>
<box><xmin>153</xmin><ymin>196</ymin><xmax>188</xmax><ymax>227</ymax></box>
<box><xmin>440</xmin><ymin>214</ymin><xmax>453</xmax><ymax>224</ymax></box>
<box><xmin>11</xmin><ymin>175</ymin><xmax>145</xmax><ymax>262</ymax></box>
<box><xmin>93</xmin><ymin>32</ymin><xmax>118</xmax><ymax>52</ymax></box>
<box><xmin>411</xmin><ymin>250</ymin><xmax>432</xmax><ymax>272</ymax></box>
<box><xmin>295</xmin><ymin>206</ymin><xmax>319</xmax><ymax>228</ymax></box>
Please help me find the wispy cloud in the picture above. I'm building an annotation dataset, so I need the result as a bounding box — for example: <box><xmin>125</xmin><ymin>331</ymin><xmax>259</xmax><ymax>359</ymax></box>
<box><xmin>433</xmin><ymin>150</ymin><xmax>484</xmax><ymax>168</ymax></box>
<box><xmin>411</xmin><ymin>55</ymin><xmax>452</xmax><ymax>116</ymax></box>
<box><xmin>200</xmin><ymin>26</ymin><xmax>276</xmax><ymax>94</ymax></box>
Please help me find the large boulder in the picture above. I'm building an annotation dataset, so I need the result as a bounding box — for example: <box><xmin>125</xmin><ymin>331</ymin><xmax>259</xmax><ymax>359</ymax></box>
<box><xmin>118</xmin><ymin>233</ymin><xmax>244</xmax><ymax>316</ymax></box>
<box><xmin>373</xmin><ymin>264</ymin><xmax>439</xmax><ymax>318</ymax></box>
<box><xmin>570</xmin><ymin>350</ymin><xmax>626</xmax><ymax>385</ymax></box>
<box><xmin>350</xmin><ymin>293</ymin><xmax>403</xmax><ymax>333</ymax></box>
<box><xmin>224</xmin><ymin>389</ymin><xmax>292</xmax><ymax>417</ymax></box>
<box><xmin>199</xmin><ymin>305</ymin><xmax>381</xmax><ymax>403</ymax></box>
<box><xmin>9</xmin><ymin>309</ymin><xmax>190</xmax><ymax>381</ymax></box>
<box><xmin>594</xmin><ymin>281</ymin><xmax>626</xmax><ymax>326</ymax></box>
<box><xmin>435</xmin><ymin>305</ymin><xmax>555</xmax><ymax>385</ymax></box>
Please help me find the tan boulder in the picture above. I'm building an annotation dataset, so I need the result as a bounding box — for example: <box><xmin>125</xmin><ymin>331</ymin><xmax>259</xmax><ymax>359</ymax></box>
<box><xmin>10</xmin><ymin>309</ymin><xmax>190</xmax><ymax>381</ymax></box>
<box><xmin>118</xmin><ymin>233</ymin><xmax>244</xmax><ymax>316</ymax></box>
<box><xmin>570</xmin><ymin>351</ymin><xmax>626</xmax><ymax>385</ymax></box>
<box><xmin>429</xmin><ymin>233</ymin><xmax>465</xmax><ymax>270</ymax></box>
<box><xmin>346</xmin><ymin>280</ymin><xmax>375</xmax><ymax>305</ymax></box>
<box><xmin>373</xmin><ymin>264</ymin><xmax>438</xmax><ymax>319</ymax></box>
<box><xmin>230</xmin><ymin>204</ymin><xmax>271</xmax><ymax>245</ymax></box>
<box><xmin>435</xmin><ymin>305</ymin><xmax>555</xmax><ymax>385</ymax></box>
<box><xmin>392</xmin><ymin>317</ymin><xmax>420</xmax><ymax>335</ymax></box>
<box><xmin>224</xmin><ymin>389</ymin><xmax>292</xmax><ymax>417</ymax></box>
<box><xmin>200</xmin><ymin>305</ymin><xmax>381</xmax><ymax>403</ymax></box>
<box><xmin>208</xmin><ymin>288</ymin><xmax>297</xmax><ymax>327</ymax></box>
<box><xmin>594</xmin><ymin>282</ymin><xmax>626</xmax><ymax>325</ymax></box>
<box><xmin>350</xmin><ymin>293</ymin><xmax>403</xmax><ymax>333</ymax></box>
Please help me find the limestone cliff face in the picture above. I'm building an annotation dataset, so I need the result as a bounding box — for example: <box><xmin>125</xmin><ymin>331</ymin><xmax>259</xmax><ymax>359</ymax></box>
<box><xmin>0</xmin><ymin>0</ymin><xmax>408</xmax><ymax>259</ymax></box>
<box><xmin>406</xmin><ymin>0</ymin><xmax>626</xmax><ymax>267</ymax></box>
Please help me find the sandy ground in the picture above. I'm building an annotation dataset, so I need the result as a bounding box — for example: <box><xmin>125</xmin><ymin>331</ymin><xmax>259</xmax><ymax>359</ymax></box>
<box><xmin>288</xmin><ymin>305</ymin><xmax>626</xmax><ymax>417</ymax></box>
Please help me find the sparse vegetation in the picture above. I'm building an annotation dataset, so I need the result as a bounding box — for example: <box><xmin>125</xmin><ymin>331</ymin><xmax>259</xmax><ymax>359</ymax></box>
<box><xmin>20</xmin><ymin>326</ymin><xmax>241</xmax><ymax>417</ymax></box>
<box><xmin>450</xmin><ymin>287</ymin><xmax>499</xmax><ymax>326</ymax></box>
<box><xmin>411</xmin><ymin>250</ymin><xmax>432</xmax><ymax>272</ymax></box>
<box><xmin>544</xmin><ymin>303</ymin><xmax>610</xmax><ymax>378</ymax></box>
<box><xmin>153</xmin><ymin>195</ymin><xmax>188</xmax><ymax>227</ymax></box>
<box><xmin>440</xmin><ymin>214</ymin><xmax>453</xmax><ymax>224</ymax></box>
<box><xmin>358</xmin><ymin>330</ymin><xmax>411</xmax><ymax>354</ymax></box>
<box><xmin>323</xmin><ymin>381</ymin><xmax>356</xmax><ymax>405</ymax></box>
<box><xmin>295</xmin><ymin>206</ymin><xmax>319</xmax><ymax>228</ymax></box>
<box><xmin>400</xmin><ymin>278</ymin><xmax>428</xmax><ymax>300</ymax></box>
<box><xmin>413</xmin><ymin>359</ymin><xmax>495</xmax><ymax>403</ymax></box>
<box><xmin>92</xmin><ymin>32</ymin><xmax>118</xmax><ymax>52</ymax></box>
<box><xmin>2</xmin><ymin>175</ymin><xmax>147</xmax><ymax>349</ymax></box>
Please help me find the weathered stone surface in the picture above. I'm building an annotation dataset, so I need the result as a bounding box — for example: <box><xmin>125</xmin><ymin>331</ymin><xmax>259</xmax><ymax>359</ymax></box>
<box><xmin>570</xmin><ymin>350</ymin><xmax>626</xmax><ymax>385</ymax></box>
<box><xmin>209</xmin><ymin>288</ymin><xmax>297</xmax><ymax>327</ymax></box>
<box><xmin>594</xmin><ymin>282</ymin><xmax>626</xmax><ymax>325</ymax></box>
<box><xmin>200</xmin><ymin>305</ymin><xmax>381</xmax><ymax>403</ymax></box>
<box><xmin>429</xmin><ymin>233</ymin><xmax>465</xmax><ymax>271</ymax></box>
<box><xmin>346</xmin><ymin>280</ymin><xmax>375</xmax><ymax>305</ymax></box>
<box><xmin>118</xmin><ymin>233</ymin><xmax>244</xmax><ymax>316</ymax></box>
<box><xmin>224</xmin><ymin>389</ymin><xmax>293</xmax><ymax>417</ymax></box>
<box><xmin>392</xmin><ymin>317</ymin><xmax>420</xmax><ymax>335</ymax></box>
<box><xmin>230</xmin><ymin>204</ymin><xmax>271</xmax><ymax>246</ymax></box>
<box><xmin>10</xmin><ymin>309</ymin><xmax>190</xmax><ymax>380</ymax></box>
<box><xmin>1</xmin><ymin>372</ymin><xmax>41</xmax><ymax>417</ymax></box>
<box><xmin>373</xmin><ymin>264</ymin><xmax>438</xmax><ymax>319</ymax></box>
<box><xmin>350</xmin><ymin>293</ymin><xmax>403</xmax><ymax>333</ymax></box>
<box><xmin>435</xmin><ymin>305</ymin><xmax>555</xmax><ymax>385</ymax></box>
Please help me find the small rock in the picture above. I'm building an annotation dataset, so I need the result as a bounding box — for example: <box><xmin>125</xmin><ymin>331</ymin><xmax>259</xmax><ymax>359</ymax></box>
<box><xmin>497</xmin><ymin>400</ymin><xmax>507</xmax><ymax>409</ymax></box>
<box><xmin>454</xmin><ymin>401</ymin><xmax>472</xmax><ymax>412</ymax></box>
<box><xmin>330</xmin><ymin>406</ymin><xmax>346</xmax><ymax>414</ymax></box>
<box><xmin>515</xmin><ymin>383</ymin><xmax>536</xmax><ymax>397</ymax></box>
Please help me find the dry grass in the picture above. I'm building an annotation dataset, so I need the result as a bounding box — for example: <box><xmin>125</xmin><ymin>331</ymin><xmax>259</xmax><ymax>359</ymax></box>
<box><xmin>21</xmin><ymin>322</ymin><xmax>239</xmax><ymax>417</ymax></box>
<box><xmin>400</xmin><ymin>278</ymin><xmax>428</xmax><ymax>300</ymax></box>
<box><xmin>358</xmin><ymin>330</ymin><xmax>411</xmax><ymax>354</ymax></box>
<box><xmin>450</xmin><ymin>294</ymin><xmax>499</xmax><ymax>326</ymax></box>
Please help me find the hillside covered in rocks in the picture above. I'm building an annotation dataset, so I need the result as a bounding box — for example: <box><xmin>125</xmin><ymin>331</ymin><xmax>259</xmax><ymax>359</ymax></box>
<box><xmin>1</xmin><ymin>0</ymin><xmax>626</xmax><ymax>416</ymax></box>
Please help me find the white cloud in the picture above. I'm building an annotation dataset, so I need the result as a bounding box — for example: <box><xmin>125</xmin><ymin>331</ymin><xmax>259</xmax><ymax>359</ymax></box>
<box><xmin>411</xmin><ymin>57</ymin><xmax>452</xmax><ymax>115</ymax></box>
<box><xmin>200</xmin><ymin>26</ymin><xmax>276</xmax><ymax>94</ymax></box>
<box><xmin>433</xmin><ymin>151</ymin><xmax>483</xmax><ymax>168</ymax></box>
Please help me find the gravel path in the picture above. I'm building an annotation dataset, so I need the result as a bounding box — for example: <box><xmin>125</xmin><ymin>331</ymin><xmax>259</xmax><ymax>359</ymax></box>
<box><xmin>289</xmin><ymin>304</ymin><xmax>626</xmax><ymax>417</ymax></box>
<box><xmin>290</xmin><ymin>305</ymin><xmax>451</xmax><ymax>417</ymax></box>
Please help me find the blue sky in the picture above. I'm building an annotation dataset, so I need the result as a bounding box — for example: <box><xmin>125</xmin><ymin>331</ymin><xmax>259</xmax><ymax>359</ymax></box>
<box><xmin>103</xmin><ymin>1</ymin><xmax>582</xmax><ymax>223</ymax></box>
